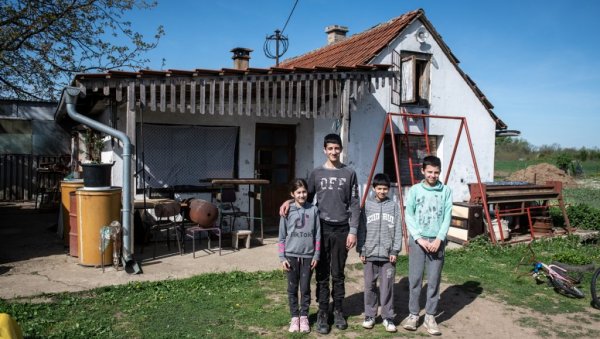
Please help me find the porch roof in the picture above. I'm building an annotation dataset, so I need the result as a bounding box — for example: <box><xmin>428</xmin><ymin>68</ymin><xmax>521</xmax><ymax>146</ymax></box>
<box><xmin>56</xmin><ymin>65</ymin><xmax>395</xmax><ymax>121</ymax></box>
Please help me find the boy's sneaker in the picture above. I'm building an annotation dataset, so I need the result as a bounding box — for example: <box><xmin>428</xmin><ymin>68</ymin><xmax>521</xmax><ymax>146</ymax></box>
<box><xmin>382</xmin><ymin>318</ymin><xmax>397</xmax><ymax>332</ymax></box>
<box><xmin>362</xmin><ymin>316</ymin><xmax>375</xmax><ymax>329</ymax></box>
<box><xmin>401</xmin><ymin>314</ymin><xmax>419</xmax><ymax>331</ymax></box>
<box><xmin>423</xmin><ymin>314</ymin><xmax>441</xmax><ymax>336</ymax></box>
<box><xmin>315</xmin><ymin>310</ymin><xmax>330</xmax><ymax>334</ymax></box>
<box><xmin>333</xmin><ymin>309</ymin><xmax>348</xmax><ymax>330</ymax></box>
<box><xmin>288</xmin><ymin>316</ymin><xmax>300</xmax><ymax>333</ymax></box>
<box><xmin>299</xmin><ymin>316</ymin><xmax>310</xmax><ymax>333</ymax></box>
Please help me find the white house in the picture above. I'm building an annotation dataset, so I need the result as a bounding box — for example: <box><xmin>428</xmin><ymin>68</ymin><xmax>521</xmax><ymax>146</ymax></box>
<box><xmin>55</xmin><ymin>9</ymin><xmax>506</xmax><ymax>235</ymax></box>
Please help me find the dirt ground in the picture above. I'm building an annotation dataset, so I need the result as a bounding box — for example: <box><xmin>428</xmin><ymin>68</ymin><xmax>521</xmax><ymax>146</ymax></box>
<box><xmin>506</xmin><ymin>163</ymin><xmax>578</xmax><ymax>187</ymax></box>
<box><xmin>1</xmin><ymin>202</ymin><xmax>599</xmax><ymax>338</ymax></box>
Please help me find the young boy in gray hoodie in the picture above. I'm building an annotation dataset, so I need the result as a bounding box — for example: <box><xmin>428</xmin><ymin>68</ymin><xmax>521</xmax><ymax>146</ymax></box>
<box><xmin>357</xmin><ymin>173</ymin><xmax>402</xmax><ymax>332</ymax></box>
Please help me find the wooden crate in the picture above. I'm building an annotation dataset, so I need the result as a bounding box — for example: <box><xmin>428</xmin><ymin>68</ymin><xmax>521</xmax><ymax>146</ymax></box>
<box><xmin>447</xmin><ymin>202</ymin><xmax>484</xmax><ymax>245</ymax></box>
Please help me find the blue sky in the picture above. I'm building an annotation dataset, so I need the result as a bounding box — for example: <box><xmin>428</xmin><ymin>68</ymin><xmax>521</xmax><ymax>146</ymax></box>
<box><xmin>128</xmin><ymin>0</ymin><xmax>600</xmax><ymax>149</ymax></box>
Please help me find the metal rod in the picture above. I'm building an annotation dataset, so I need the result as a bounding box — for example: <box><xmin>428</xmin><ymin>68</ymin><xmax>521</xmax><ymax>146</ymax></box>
<box><xmin>360</xmin><ymin>113</ymin><xmax>389</xmax><ymax>208</ymax></box>
<box><xmin>388</xmin><ymin>114</ymin><xmax>408</xmax><ymax>251</ymax></box>
<box><xmin>461</xmin><ymin>117</ymin><xmax>495</xmax><ymax>244</ymax></box>
<box><xmin>444</xmin><ymin>119</ymin><xmax>463</xmax><ymax>185</ymax></box>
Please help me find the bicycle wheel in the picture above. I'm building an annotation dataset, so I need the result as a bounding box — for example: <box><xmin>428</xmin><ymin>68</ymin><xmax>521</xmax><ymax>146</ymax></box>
<box><xmin>550</xmin><ymin>276</ymin><xmax>585</xmax><ymax>298</ymax></box>
<box><xmin>592</xmin><ymin>268</ymin><xmax>600</xmax><ymax>308</ymax></box>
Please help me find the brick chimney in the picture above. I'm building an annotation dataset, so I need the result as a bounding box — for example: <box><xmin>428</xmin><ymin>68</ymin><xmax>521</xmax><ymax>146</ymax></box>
<box><xmin>231</xmin><ymin>47</ymin><xmax>253</xmax><ymax>69</ymax></box>
<box><xmin>325</xmin><ymin>25</ymin><xmax>349</xmax><ymax>45</ymax></box>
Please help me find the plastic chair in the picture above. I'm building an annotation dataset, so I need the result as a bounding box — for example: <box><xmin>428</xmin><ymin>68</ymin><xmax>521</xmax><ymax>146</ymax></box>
<box><xmin>148</xmin><ymin>200</ymin><xmax>182</xmax><ymax>258</ymax></box>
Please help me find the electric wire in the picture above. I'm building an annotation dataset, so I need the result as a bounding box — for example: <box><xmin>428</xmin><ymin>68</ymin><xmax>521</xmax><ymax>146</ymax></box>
<box><xmin>281</xmin><ymin>0</ymin><xmax>299</xmax><ymax>34</ymax></box>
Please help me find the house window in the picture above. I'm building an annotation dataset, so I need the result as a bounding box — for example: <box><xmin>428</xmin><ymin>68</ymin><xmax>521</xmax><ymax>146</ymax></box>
<box><xmin>400</xmin><ymin>54</ymin><xmax>431</xmax><ymax>106</ymax></box>
<box><xmin>383</xmin><ymin>134</ymin><xmax>438</xmax><ymax>186</ymax></box>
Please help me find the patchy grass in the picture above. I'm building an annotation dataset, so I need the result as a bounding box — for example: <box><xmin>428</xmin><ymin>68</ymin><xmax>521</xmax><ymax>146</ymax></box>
<box><xmin>1</xmin><ymin>271</ymin><xmax>289</xmax><ymax>338</ymax></box>
<box><xmin>444</xmin><ymin>235</ymin><xmax>600</xmax><ymax>314</ymax></box>
<box><xmin>1</xmin><ymin>237</ymin><xmax>599</xmax><ymax>338</ymax></box>
<box><xmin>563</xmin><ymin>186</ymin><xmax>600</xmax><ymax>210</ymax></box>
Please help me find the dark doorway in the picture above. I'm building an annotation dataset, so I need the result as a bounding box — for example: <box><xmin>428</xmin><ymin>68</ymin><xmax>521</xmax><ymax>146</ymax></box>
<box><xmin>255</xmin><ymin>124</ymin><xmax>296</xmax><ymax>232</ymax></box>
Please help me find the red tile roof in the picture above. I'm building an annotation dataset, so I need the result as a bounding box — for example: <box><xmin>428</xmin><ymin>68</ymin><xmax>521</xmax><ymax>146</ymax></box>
<box><xmin>278</xmin><ymin>9</ymin><xmax>507</xmax><ymax>129</ymax></box>
<box><xmin>278</xmin><ymin>9</ymin><xmax>422</xmax><ymax>68</ymax></box>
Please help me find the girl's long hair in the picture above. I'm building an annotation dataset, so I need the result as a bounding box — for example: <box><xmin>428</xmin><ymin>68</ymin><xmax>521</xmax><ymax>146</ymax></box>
<box><xmin>289</xmin><ymin>178</ymin><xmax>308</xmax><ymax>193</ymax></box>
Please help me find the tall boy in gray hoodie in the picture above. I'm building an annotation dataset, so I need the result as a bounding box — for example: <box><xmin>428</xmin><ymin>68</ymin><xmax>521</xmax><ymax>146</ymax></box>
<box><xmin>357</xmin><ymin>173</ymin><xmax>402</xmax><ymax>332</ymax></box>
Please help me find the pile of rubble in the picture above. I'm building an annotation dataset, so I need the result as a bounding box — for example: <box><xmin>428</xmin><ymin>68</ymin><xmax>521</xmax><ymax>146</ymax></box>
<box><xmin>506</xmin><ymin>163</ymin><xmax>578</xmax><ymax>188</ymax></box>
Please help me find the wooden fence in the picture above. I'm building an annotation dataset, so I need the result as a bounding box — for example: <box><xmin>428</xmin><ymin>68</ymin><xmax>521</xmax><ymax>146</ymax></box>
<box><xmin>0</xmin><ymin>154</ymin><xmax>70</xmax><ymax>201</ymax></box>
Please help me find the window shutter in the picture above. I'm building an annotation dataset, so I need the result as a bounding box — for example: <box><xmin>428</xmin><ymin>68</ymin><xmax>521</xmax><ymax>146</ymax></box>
<box><xmin>391</xmin><ymin>50</ymin><xmax>401</xmax><ymax>107</ymax></box>
<box><xmin>419</xmin><ymin>60</ymin><xmax>431</xmax><ymax>104</ymax></box>
<box><xmin>401</xmin><ymin>56</ymin><xmax>416</xmax><ymax>103</ymax></box>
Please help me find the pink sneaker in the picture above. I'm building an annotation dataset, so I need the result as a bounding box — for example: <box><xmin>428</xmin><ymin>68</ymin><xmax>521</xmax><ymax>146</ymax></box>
<box><xmin>300</xmin><ymin>316</ymin><xmax>310</xmax><ymax>333</ymax></box>
<box><xmin>288</xmin><ymin>317</ymin><xmax>300</xmax><ymax>333</ymax></box>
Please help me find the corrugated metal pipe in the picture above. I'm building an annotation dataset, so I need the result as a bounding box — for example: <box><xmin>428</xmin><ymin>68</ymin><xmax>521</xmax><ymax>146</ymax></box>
<box><xmin>63</xmin><ymin>86</ymin><xmax>138</xmax><ymax>273</ymax></box>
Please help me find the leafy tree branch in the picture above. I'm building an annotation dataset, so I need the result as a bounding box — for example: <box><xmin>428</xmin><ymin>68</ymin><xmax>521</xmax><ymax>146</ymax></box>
<box><xmin>0</xmin><ymin>0</ymin><xmax>164</xmax><ymax>100</ymax></box>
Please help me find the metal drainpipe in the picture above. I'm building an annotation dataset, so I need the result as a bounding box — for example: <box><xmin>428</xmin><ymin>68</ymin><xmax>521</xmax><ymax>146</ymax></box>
<box><xmin>63</xmin><ymin>86</ymin><xmax>135</xmax><ymax>267</ymax></box>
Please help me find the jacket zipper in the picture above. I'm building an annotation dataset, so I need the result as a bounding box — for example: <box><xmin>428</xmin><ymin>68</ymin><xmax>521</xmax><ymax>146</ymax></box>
<box><xmin>378</xmin><ymin>202</ymin><xmax>382</xmax><ymax>258</ymax></box>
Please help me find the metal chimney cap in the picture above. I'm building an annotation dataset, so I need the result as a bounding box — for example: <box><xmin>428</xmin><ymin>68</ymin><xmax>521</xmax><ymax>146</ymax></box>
<box><xmin>231</xmin><ymin>47</ymin><xmax>253</xmax><ymax>54</ymax></box>
<box><xmin>325</xmin><ymin>25</ymin><xmax>349</xmax><ymax>34</ymax></box>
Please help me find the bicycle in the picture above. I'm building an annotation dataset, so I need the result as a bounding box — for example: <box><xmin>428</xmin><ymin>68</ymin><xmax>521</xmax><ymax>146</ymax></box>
<box><xmin>532</xmin><ymin>261</ymin><xmax>585</xmax><ymax>298</ymax></box>
<box><xmin>592</xmin><ymin>266</ymin><xmax>600</xmax><ymax>308</ymax></box>
<box><xmin>517</xmin><ymin>242</ymin><xmax>585</xmax><ymax>299</ymax></box>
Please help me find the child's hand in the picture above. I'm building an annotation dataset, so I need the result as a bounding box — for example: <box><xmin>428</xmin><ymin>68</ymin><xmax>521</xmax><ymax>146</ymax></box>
<box><xmin>281</xmin><ymin>260</ymin><xmax>291</xmax><ymax>271</ymax></box>
<box><xmin>429</xmin><ymin>238</ymin><xmax>442</xmax><ymax>253</ymax></box>
<box><xmin>389</xmin><ymin>255</ymin><xmax>397</xmax><ymax>263</ymax></box>
<box><xmin>310</xmin><ymin>260</ymin><xmax>318</xmax><ymax>270</ymax></box>
<box><xmin>279</xmin><ymin>199</ymin><xmax>292</xmax><ymax>217</ymax></box>
<box><xmin>346</xmin><ymin>234</ymin><xmax>357</xmax><ymax>250</ymax></box>
<box><xmin>360</xmin><ymin>256</ymin><xmax>366</xmax><ymax>264</ymax></box>
<box><xmin>417</xmin><ymin>238</ymin><xmax>431</xmax><ymax>252</ymax></box>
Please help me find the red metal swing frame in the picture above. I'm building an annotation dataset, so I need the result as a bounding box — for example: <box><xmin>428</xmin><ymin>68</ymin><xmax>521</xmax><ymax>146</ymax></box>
<box><xmin>361</xmin><ymin>111</ymin><xmax>497</xmax><ymax>247</ymax></box>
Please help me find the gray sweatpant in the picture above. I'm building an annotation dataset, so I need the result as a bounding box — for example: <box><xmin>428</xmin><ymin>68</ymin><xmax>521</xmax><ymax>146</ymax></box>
<box><xmin>363</xmin><ymin>260</ymin><xmax>396</xmax><ymax>319</ymax></box>
<box><xmin>408</xmin><ymin>236</ymin><xmax>445</xmax><ymax>316</ymax></box>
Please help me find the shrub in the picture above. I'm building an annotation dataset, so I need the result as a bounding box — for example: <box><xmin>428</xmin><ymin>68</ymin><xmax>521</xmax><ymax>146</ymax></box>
<box><xmin>551</xmin><ymin>204</ymin><xmax>600</xmax><ymax>231</ymax></box>
<box><xmin>555</xmin><ymin>153</ymin><xmax>572</xmax><ymax>172</ymax></box>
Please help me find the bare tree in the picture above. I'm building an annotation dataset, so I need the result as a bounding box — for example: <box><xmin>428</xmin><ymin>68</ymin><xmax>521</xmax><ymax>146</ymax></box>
<box><xmin>0</xmin><ymin>0</ymin><xmax>164</xmax><ymax>100</ymax></box>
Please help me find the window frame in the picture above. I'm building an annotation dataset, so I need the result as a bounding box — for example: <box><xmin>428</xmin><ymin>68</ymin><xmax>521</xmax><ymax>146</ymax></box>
<box><xmin>399</xmin><ymin>51</ymin><xmax>432</xmax><ymax>107</ymax></box>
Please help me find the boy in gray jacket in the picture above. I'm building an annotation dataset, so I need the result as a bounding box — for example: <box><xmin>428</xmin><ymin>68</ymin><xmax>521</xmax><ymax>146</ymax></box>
<box><xmin>357</xmin><ymin>173</ymin><xmax>402</xmax><ymax>332</ymax></box>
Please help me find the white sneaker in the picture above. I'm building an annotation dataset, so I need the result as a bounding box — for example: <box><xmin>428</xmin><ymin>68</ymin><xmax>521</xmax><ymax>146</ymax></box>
<box><xmin>401</xmin><ymin>314</ymin><xmax>419</xmax><ymax>331</ymax></box>
<box><xmin>383</xmin><ymin>318</ymin><xmax>397</xmax><ymax>332</ymax></box>
<box><xmin>362</xmin><ymin>316</ymin><xmax>375</xmax><ymax>329</ymax></box>
<box><xmin>299</xmin><ymin>316</ymin><xmax>310</xmax><ymax>333</ymax></box>
<box><xmin>423</xmin><ymin>314</ymin><xmax>441</xmax><ymax>336</ymax></box>
<box><xmin>288</xmin><ymin>316</ymin><xmax>300</xmax><ymax>333</ymax></box>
